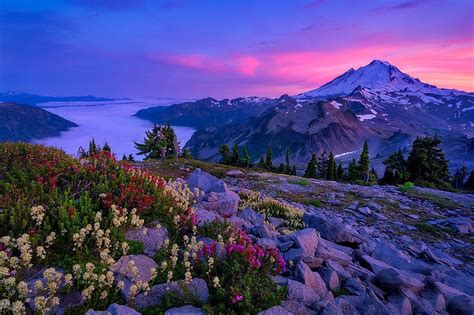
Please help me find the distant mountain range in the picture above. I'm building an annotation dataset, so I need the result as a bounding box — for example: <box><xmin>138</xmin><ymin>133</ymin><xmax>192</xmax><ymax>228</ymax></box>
<box><xmin>0</xmin><ymin>102</ymin><xmax>77</xmax><ymax>141</ymax></box>
<box><xmin>136</xmin><ymin>60</ymin><xmax>474</xmax><ymax>172</ymax></box>
<box><xmin>0</xmin><ymin>91</ymin><xmax>119</xmax><ymax>106</ymax></box>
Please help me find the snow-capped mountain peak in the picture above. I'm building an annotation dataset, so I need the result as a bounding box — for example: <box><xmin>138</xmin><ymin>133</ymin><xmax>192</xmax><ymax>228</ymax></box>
<box><xmin>300</xmin><ymin>59</ymin><xmax>461</xmax><ymax>99</ymax></box>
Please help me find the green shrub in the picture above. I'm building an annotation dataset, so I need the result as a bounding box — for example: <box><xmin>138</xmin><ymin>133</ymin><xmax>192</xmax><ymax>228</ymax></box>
<box><xmin>398</xmin><ymin>181</ymin><xmax>415</xmax><ymax>192</ymax></box>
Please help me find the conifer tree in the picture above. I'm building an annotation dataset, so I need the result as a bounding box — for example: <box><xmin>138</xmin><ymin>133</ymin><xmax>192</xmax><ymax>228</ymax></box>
<box><xmin>219</xmin><ymin>144</ymin><xmax>230</xmax><ymax>164</ymax></box>
<box><xmin>358</xmin><ymin>141</ymin><xmax>370</xmax><ymax>183</ymax></box>
<box><xmin>128</xmin><ymin>154</ymin><xmax>135</xmax><ymax>161</ymax></box>
<box><xmin>134</xmin><ymin>125</ymin><xmax>167</xmax><ymax>160</ymax></box>
<box><xmin>381</xmin><ymin>149</ymin><xmax>408</xmax><ymax>185</ymax></box>
<box><xmin>103</xmin><ymin>142</ymin><xmax>111</xmax><ymax>152</ymax></box>
<box><xmin>304</xmin><ymin>154</ymin><xmax>317</xmax><ymax>178</ymax></box>
<box><xmin>326</xmin><ymin>152</ymin><xmax>336</xmax><ymax>180</ymax></box>
<box><xmin>347</xmin><ymin>158</ymin><xmax>359</xmax><ymax>182</ymax></box>
<box><xmin>336</xmin><ymin>163</ymin><xmax>344</xmax><ymax>180</ymax></box>
<box><xmin>285</xmin><ymin>148</ymin><xmax>291</xmax><ymax>174</ymax></box>
<box><xmin>89</xmin><ymin>139</ymin><xmax>98</xmax><ymax>155</ymax></box>
<box><xmin>163</xmin><ymin>125</ymin><xmax>179</xmax><ymax>158</ymax></box>
<box><xmin>291</xmin><ymin>165</ymin><xmax>297</xmax><ymax>175</ymax></box>
<box><xmin>242</xmin><ymin>146</ymin><xmax>251</xmax><ymax>168</ymax></box>
<box><xmin>278</xmin><ymin>163</ymin><xmax>285</xmax><ymax>173</ymax></box>
<box><xmin>407</xmin><ymin>136</ymin><xmax>450</xmax><ymax>187</ymax></box>
<box><xmin>121</xmin><ymin>154</ymin><xmax>128</xmax><ymax>161</ymax></box>
<box><xmin>181</xmin><ymin>148</ymin><xmax>192</xmax><ymax>159</ymax></box>
<box><xmin>231</xmin><ymin>143</ymin><xmax>240</xmax><ymax>165</ymax></box>
<box><xmin>465</xmin><ymin>171</ymin><xmax>474</xmax><ymax>191</ymax></box>
<box><xmin>258</xmin><ymin>156</ymin><xmax>265</xmax><ymax>168</ymax></box>
<box><xmin>265</xmin><ymin>146</ymin><xmax>273</xmax><ymax>170</ymax></box>
<box><xmin>452</xmin><ymin>166</ymin><xmax>468</xmax><ymax>189</ymax></box>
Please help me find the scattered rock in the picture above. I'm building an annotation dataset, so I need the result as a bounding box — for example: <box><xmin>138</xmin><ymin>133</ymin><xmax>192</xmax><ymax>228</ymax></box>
<box><xmin>296</xmin><ymin>261</ymin><xmax>327</xmax><ymax>296</ymax></box>
<box><xmin>257</xmin><ymin>305</ymin><xmax>292</xmax><ymax>315</ymax></box>
<box><xmin>319</xmin><ymin>267</ymin><xmax>340</xmax><ymax>290</ymax></box>
<box><xmin>287</xmin><ymin>279</ymin><xmax>319</xmax><ymax>307</ymax></box>
<box><xmin>357</xmin><ymin>206</ymin><xmax>371</xmax><ymax>215</ymax></box>
<box><xmin>277</xmin><ymin>241</ymin><xmax>294</xmax><ymax>252</ymax></box>
<box><xmin>125</xmin><ymin>226</ymin><xmax>168</xmax><ymax>256</ymax></box>
<box><xmin>429</xmin><ymin>217</ymin><xmax>473</xmax><ymax>234</ymax></box>
<box><xmin>238</xmin><ymin>207</ymin><xmax>265</xmax><ymax>225</ymax></box>
<box><xmin>304</xmin><ymin>214</ymin><xmax>361</xmax><ymax>245</ymax></box>
<box><xmin>254</xmin><ymin>224</ymin><xmax>273</xmax><ymax>238</ymax></box>
<box><xmin>164</xmin><ymin>305</ymin><xmax>206</xmax><ymax>315</ymax></box>
<box><xmin>113</xmin><ymin>255</ymin><xmax>158</xmax><ymax>301</ymax></box>
<box><xmin>201</xmin><ymin>191</ymin><xmax>240</xmax><ymax>217</ymax></box>
<box><xmin>290</xmin><ymin>228</ymin><xmax>319</xmax><ymax>258</ymax></box>
<box><xmin>226</xmin><ymin>169</ymin><xmax>245</xmax><ymax>178</ymax></box>
<box><xmin>134</xmin><ymin>278</ymin><xmax>209</xmax><ymax>309</ymax></box>
<box><xmin>195</xmin><ymin>208</ymin><xmax>221</xmax><ymax>226</ymax></box>
<box><xmin>107</xmin><ymin>304</ymin><xmax>141</xmax><ymax>315</ymax></box>
<box><xmin>376</xmin><ymin>268</ymin><xmax>424</xmax><ymax>294</ymax></box>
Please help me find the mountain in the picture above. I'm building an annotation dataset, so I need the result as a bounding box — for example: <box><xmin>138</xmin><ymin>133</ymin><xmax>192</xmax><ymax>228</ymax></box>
<box><xmin>135</xmin><ymin>96</ymin><xmax>274</xmax><ymax>129</ymax></box>
<box><xmin>0</xmin><ymin>102</ymin><xmax>77</xmax><ymax>141</ymax></box>
<box><xmin>136</xmin><ymin>60</ymin><xmax>474</xmax><ymax>172</ymax></box>
<box><xmin>0</xmin><ymin>91</ymin><xmax>118</xmax><ymax>106</ymax></box>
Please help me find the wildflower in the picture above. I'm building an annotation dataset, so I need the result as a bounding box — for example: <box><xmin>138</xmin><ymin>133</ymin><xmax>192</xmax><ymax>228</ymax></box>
<box><xmin>36</xmin><ymin>246</ymin><xmax>46</xmax><ymax>259</ymax></box>
<box><xmin>212</xmin><ymin>277</ymin><xmax>220</xmax><ymax>288</ymax></box>
<box><xmin>232</xmin><ymin>293</ymin><xmax>244</xmax><ymax>304</ymax></box>
<box><xmin>12</xmin><ymin>301</ymin><xmax>25</xmax><ymax>315</ymax></box>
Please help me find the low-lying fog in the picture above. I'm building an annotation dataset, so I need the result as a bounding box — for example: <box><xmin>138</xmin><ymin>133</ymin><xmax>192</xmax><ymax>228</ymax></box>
<box><xmin>33</xmin><ymin>99</ymin><xmax>195</xmax><ymax>160</ymax></box>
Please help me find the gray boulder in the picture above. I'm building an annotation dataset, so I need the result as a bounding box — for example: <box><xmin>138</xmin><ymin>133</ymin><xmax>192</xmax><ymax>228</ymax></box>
<box><xmin>112</xmin><ymin>255</ymin><xmax>157</xmax><ymax>301</ymax></box>
<box><xmin>319</xmin><ymin>267</ymin><xmax>340</xmax><ymax>291</ymax></box>
<box><xmin>446</xmin><ymin>295</ymin><xmax>474</xmax><ymax>315</ymax></box>
<box><xmin>291</xmin><ymin>228</ymin><xmax>319</xmax><ymax>258</ymax></box>
<box><xmin>238</xmin><ymin>207</ymin><xmax>265</xmax><ymax>225</ymax></box>
<box><xmin>187</xmin><ymin>169</ymin><xmax>224</xmax><ymax>194</ymax></box>
<box><xmin>164</xmin><ymin>305</ymin><xmax>206</xmax><ymax>315</ymax></box>
<box><xmin>134</xmin><ymin>278</ymin><xmax>209</xmax><ymax>309</ymax></box>
<box><xmin>126</xmin><ymin>226</ymin><xmax>168</xmax><ymax>256</ymax></box>
<box><xmin>225</xmin><ymin>169</ymin><xmax>245</xmax><ymax>178</ymax></box>
<box><xmin>376</xmin><ymin>268</ymin><xmax>424</xmax><ymax>294</ymax></box>
<box><xmin>254</xmin><ymin>224</ymin><xmax>273</xmax><ymax>238</ymax></box>
<box><xmin>257</xmin><ymin>305</ymin><xmax>292</xmax><ymax>315</ymax></box>
<box><xmin>201</xmin><ymin>190</ymin><xmax>240</xmax><ymax>217</ymax></box>
<box><xmin>287</xmin><ymin>279</ymin><xmax>319</xmax><ymax>307</ymax></box>
<box><xmin>296</xmin><ymin>261</ymin><xmax>327</xmax><ymax>296</ymax></box>
<box><xmin>195</xmin><ymin>208</ymin><xmax>221</xmax><ymax>226</ymax></box>
<box><xmin>107</xmin><ymin>304</ymin><xmax>141</xmax><ymax>315</ymax></box>
<box><xmin>303</xmin><ymin>214</ymin><xmax>361</xmax><ymax>245</ymax></box>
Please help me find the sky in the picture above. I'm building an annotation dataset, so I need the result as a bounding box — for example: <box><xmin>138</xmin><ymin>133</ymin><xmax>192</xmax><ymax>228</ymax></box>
<box><xmin>0</xmin><ymin>0</ymin><xmax>473</xmax><ymax>99</ymax></box>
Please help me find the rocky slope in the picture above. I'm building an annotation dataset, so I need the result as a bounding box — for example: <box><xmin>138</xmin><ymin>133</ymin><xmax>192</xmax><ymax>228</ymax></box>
<box><xmin>0</xmin><ymin>102</ymin><xmax>77</xmax><ymax>141</ymax></box>
<box><xmin>130</xmin><ymin>160</ymin><xmax>474</xmax><ymax>314</ymax></box>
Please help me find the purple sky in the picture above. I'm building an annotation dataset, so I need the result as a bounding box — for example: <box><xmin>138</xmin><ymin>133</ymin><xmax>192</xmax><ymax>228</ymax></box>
<box><xmin>1</xmin><ymin>0</ymin><xmax>473</xmax><ymax>99</ymax></box>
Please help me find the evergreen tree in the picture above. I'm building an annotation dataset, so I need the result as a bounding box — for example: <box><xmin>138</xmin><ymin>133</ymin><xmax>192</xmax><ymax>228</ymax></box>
<box><xmin>134</xmin><ymin>125</ymin><xmax>167</xmax><ymax>160</ymax></box>
<box><xmin>465</xmin><ymin>171</ymin><xmax>474</xmax><ymax>191</ymax></box>
<box><xmin>257</xmin><ymin>156</ymin><xmax>266</xmax><ymax>168</ymax></box>
<box><xmin>219</xmin><ymin>144</ymin><xmax>230</xmax><ymax>164</ymax></box>
<box><xmin>285</xmin><ymin>148</ymin><xmax>291</xmax><ymax>174</ymax></box>
<box><xmin>103</xmin><ymin>142</ymin><xmax>111</xmax><ymax>152</ymax></box>
<box><xmin>128</xmin><ymin>154</ymin><xmax>135</xmax><ymax>162</ymax></box>
<box><xmin>347</xmin><ymin>158</ymin><xmax>359</xmax><ymax>182</ymax></box>
<box><xmin>231</xmin><ymin>143</ymin><xmax>240</xmax><ymax>165</ymax></box>
<box><xmin>407</xmin><ymin>136</ymin><xmax>450</xmax><ymax>187</ymax></box>
<box><xmin>181</xmin><ymin>148</ymin><xmax>192</xmax><ymax>159</ymax></box>
<box><xmin>381</xmin><ymin>150</ymin><xmax>409</xmax><ymax>185</ymax></box>
<box><xmin>336</xmin><ymin>163</ymin><xmax>344</xmax><ymax>180</ymax></box>
<box><xmin>88</xmin><ymin>139</ymin><xmax>98</xmax><ymax>155</ymax></box>
<box><xmin>452</xmin><ymin>166</ymin><xmax>468</xmax><ymax>189</ymax></box>
<box><xmin>304</xmin><ymin>154</ymin><xmax>318</xmax><ymax>178</ymax></box>
<box><xmin>317</xmin><ymin>152</ymin><xmax>328</xmax><ymax>178</ymax></box>
<box><xmin>121</xmin><ymin>154</ymin><xmax>128</xmax><ymax>161</ymax></box>
<box><xmin>163</xmin><ymin>125</ymin><xmax>179</xmax><ymax>158</ymax></box>
<box><xmin>325</xmin><ymin>152</ymin><xmax>336</xmax><ymax>180</ymax></box>
<box><xmin>291</xmin><ymin>165</ymin><xmax>297</xmax><ymax>175</ymax></box>
<box><xmin>265</xmin><ymin>146</ymin><xmax>273</xmax><ymax>170</ymax></box>
<box><xmin>368</xmin><ymin>167</ymin><xmax>378</xmax><ymax>185</ymax></box>
<box><xmin>278</xmin><ymin>163</ymin><xmax>285</xmax><ymax>173</ymax></box>
<box><xmin>358</xmin><ymin>141</ymin><xmax>370</xmax><ymax>183</ymax></box>
<box><xmin>242</xmin><ymin>147</ymin><xmax>251</xmax><ymax>168</ymax></box>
